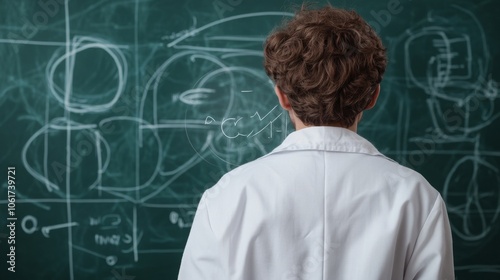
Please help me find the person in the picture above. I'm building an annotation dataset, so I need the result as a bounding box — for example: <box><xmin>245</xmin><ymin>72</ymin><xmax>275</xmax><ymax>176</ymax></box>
<box><xmin>178</xmin><ymin>5</ymin><xmax>454</xmax><ymax>280</ymax></box>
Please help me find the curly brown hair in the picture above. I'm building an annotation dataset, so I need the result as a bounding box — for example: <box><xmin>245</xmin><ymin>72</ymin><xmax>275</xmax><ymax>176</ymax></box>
<box><xmin>264</xmin><ymin>5</ymin><xmax>387</xmax><ymax>127</ymax></box>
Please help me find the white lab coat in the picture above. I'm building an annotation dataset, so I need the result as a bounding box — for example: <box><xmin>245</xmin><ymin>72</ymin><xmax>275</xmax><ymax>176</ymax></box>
<box><xmin>178</xmin><ymin>127</ymin><xmax>454</xmax><ymax>280</ymax></box>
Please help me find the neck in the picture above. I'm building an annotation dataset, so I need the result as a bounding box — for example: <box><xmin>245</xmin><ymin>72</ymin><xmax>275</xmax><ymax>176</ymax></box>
<box><xmin>290</xmin><ymin>112</ymin><xmax>361</xmax><ymax>133</ymax></box>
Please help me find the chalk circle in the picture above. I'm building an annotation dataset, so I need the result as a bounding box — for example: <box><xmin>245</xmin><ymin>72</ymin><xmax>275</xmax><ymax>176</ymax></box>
<box><xmin>184</xmin><ymin>66</ymin><xmax>283</xmax><ymax>167</ymax></box>
<box><xmin>22</xmin><ymin>123</ymin><xmax>104</xmax><ymax>196</ymax></box>
<box><xmin>46</xmin><ymin>36</ymin><xmax>127</xmax><ymax>114</ymax></box>
<box><xmin>443</xmin><ymin>156</ymin><xmax>500</xmax><ymax>241</ymax></box>
<box><xmin>21</xmin><ymin>215</ymin><xmax>38</xmax><ymax>234</ymax></box>
<box><xmin>106</xmin><ymin>255</ymin><xmax>118</xmax><ymax>266</ymax></box>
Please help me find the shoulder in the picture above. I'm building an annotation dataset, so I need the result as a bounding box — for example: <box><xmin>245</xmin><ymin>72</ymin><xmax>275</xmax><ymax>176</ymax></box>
<box><xmin>357</xmin><ymin>152</ymin><xmax>438</xmax><ymax>193</ymax></box>
<box><xmin>196</xmin><ymin>155</ymin><xmax>283</xmax><ymax>236</ymax></box>
<box><xmin>373</xmin><ymin>156</ymin><xmax>442</xmax><ymax>215</ymax></box>
<box><xmin>202</xmin><ymin>155</ymin><xmax>273</xmax><ymax>201</ymax></box>
<box><xmin>339</xmin><ymin>151</ymin><xmax>442</xmax><ymax>214</ymax></box>
<box><xmin>382</xmin><ymin>158</ymin><xmax>438</xmax><ymax>195</ymax></box>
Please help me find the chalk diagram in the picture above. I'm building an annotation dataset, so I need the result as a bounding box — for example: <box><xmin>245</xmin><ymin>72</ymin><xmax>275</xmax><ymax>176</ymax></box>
<box><xmin>1</xmin><ymin>1</ymin><xmax>499</xmax><ymax>279</ymax></box>
<box><xmin>0</xmin><ymin>2</ymin><xmax>293</xmax><ymax>279</ymax></box>
<box><xmin>399</xmin><ymin>5</ymin><xmax>500</xmax><ymax>276</ymax></box>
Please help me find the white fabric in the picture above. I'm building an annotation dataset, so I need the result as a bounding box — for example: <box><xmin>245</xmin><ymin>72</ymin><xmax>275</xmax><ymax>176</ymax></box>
<box><xmin>178</xmin><ymin>126</ymin><xmax>454</xmax><ymax>280</ymax></box>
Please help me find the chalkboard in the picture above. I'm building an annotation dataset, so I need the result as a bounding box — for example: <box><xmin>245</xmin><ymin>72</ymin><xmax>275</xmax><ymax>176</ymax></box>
<box><xmin>0</xmin><ymin>0</ymin><xmax>499</xmax><ymax>279</ymax></box>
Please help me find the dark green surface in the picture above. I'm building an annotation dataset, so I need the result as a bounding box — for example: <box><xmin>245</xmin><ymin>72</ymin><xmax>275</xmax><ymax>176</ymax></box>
<box><xmin>0</xmin><ymin>0</ymin><xmax>499</xmax><ymax>279</ymax></box>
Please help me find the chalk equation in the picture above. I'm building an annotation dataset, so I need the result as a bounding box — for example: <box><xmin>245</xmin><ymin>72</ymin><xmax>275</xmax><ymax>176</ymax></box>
<box><xmin>205</xmin><ymin>105</ymin><xmax>285</xmax><ymax>139</ymax></box>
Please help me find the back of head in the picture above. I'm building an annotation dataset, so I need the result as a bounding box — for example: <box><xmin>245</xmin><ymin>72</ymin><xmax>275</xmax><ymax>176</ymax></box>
<box><xmin>264</xmin><ymin>5</ymin><xmax>387</xmax><ymax>128</ymax></box>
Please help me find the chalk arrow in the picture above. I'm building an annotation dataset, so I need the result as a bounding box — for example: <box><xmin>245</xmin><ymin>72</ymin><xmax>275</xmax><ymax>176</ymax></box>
<box><xmin>41</xmin><ymin>222</ymin><xmax>79</xmax><ymax>238</ymax></box>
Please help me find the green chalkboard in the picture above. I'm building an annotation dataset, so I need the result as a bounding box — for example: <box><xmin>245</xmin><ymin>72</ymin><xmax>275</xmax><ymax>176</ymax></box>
<box><xmin>0</xmin><ymin>0</ymin><xmax>499</xmax><ymax>279</ymax></box>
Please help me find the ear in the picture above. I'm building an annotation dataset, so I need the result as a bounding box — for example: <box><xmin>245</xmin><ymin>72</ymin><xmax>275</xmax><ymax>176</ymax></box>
<box><xmin>275</xmin><ymin>86</ymin><xmax>292</xmax><ymax>110</ymax></box>
<box><xmin>365</xmin><ymin>84</ymin><xmax>380</xmax><ymax>110</ymax></box>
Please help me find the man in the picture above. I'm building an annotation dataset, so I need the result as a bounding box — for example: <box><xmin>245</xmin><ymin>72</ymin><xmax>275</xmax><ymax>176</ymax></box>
<box><xmin>178</xmin><ymin>5</ymin><xmax>454</xmax><ymax>280</ymax></box>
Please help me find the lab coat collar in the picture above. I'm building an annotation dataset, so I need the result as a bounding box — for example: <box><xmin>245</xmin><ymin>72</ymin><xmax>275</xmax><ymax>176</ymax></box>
<box><xmin>269</xmin><ymin>126</ymin><xmax>391</xmax><ymax>159</ymax></box>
